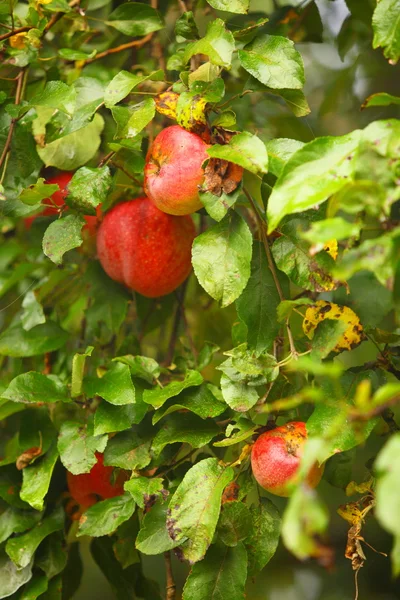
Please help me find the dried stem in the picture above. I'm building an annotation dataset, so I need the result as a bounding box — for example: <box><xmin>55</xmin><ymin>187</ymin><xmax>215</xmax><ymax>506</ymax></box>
<box><xmin>84</xmin><ymin>32</ymin><xmax>154</xmax><ymax>64</ymax></box>
<box><xmin>0</xmin><ymin>69</ymin><xmax>25</xmax><ymax>176</ymax></box>
<box><xmin>164</xmin><ymin>552</ymin><xmax>176</xmax><ymax>600</ymax></box>
<box><xmin>243</xmin><ymin>187</ymin><xmax>298</xmax><ymax>358</ymax></box>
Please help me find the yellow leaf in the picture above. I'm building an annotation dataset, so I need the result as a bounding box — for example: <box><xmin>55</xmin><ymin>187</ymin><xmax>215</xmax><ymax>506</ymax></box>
<box><xmin>324</xmin><ymin>238</ymin><xmax>338</xmax><ymax>260</ymax></box>
<box><xmin>303</xmin><ymin>300</ymin><xmax>363</xmax><ymax>352</ymax></box>
<box><xmin>9</xmin><ymin>32</ymin><xmax>27</xmax><ymax>49</ymax></box>
<box><xmin>155</xmin><ymin>91</ymin><xmax>179</xmax><ymax>121</ymax></box>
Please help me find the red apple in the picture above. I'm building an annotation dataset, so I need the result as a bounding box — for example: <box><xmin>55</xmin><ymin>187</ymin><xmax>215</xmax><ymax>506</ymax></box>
<box><xmin>67</xmin><ymin>452</ymin><xmax>127</xmax><ymax>510</ymax></box>
<box><xmin>144</xmin><ymin>125</ymin><xmax>210</xmax><ymax>216</ymax></box>
<box><xmin>251</xmin><ymin>421</ymin><xmax>324</xmax><ymax>497</ymax></box>
<box><xmin>96</xmin><ymin>196</ymin><xmax>196</xmax><ymax>298</ymax></box>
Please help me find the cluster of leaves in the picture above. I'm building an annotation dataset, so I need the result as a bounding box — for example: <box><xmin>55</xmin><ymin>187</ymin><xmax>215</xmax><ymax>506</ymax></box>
<box><xmin>0</xmin><ymin>0</ymin><xmax>400</xmax><ymax>598</ymax></box>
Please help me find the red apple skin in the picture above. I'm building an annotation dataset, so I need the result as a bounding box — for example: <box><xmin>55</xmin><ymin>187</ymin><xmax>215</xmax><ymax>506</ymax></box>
<box><xmin>67</xmin><ymin>452</ymin><xmax>127</xmax><ymax>510</ymax></box>
<box><xmin>97</xmin><ymin>196</ymin><xmax>196</xmax><ymax>298</ymax></box>
<box><xmin>144</xmin><ymin>125</ymin><xmax>210</xmax><ymax>216</ymax></box>
<box><xmin>251</xmin><ymin>421</ymin><xmax>324</xmax><ymax>497</ymax></box>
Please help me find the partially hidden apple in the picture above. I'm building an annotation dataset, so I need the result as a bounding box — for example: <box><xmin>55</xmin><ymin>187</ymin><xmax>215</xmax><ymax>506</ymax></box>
<box><xmin>96</xmin><ymin>196</ymin><xmax>196</xmax><ymax>298</ymax></box>
<box><xmin>144</xmin><ymin>125</ymin><xmax>210</xmax><ymax>216</ymax></box>
<box><xmin>24</xmin><ymin>171</ymin><xmax>98</xmax><ymax>235</ymax></box>
<box><xmin>251</xmin><ymin>421</ymin><xmax>324</xmax><ymax>497</ymax></box>
<box><xmin>67</xmin><ymin>452</ymin><xmax>127</xmax><ymax>510</ymax></box>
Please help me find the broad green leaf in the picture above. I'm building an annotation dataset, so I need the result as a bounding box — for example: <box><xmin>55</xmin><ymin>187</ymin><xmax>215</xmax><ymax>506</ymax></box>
<box><xmin>20</xmin><ymin>444</ymin><xmax>59</xmax><ymax>511</ymax></box>
<box><xmin>182</xmin><ymin>542</ymin><xmax>247</xmax><ymax>600</ymax></box>
<box><xmin>207</xmin><ymin>132</ymin><xmax>268</xmax><ymax>174</ymax></box>
<box><xmin>77</xmin><ymin>493</ymin><xmax>135</xmax><ymax>537</ymax></box>
<box><xmin>272</xmin><ymin>88</ymin><xmax>310</xmax><ymax>117</ymax></box>
<box><xmin>300</xmin><ymin>217</ymin><xmax>361</xmax><ymax>247</ymax></box>
<box><xmin>0</xmin><ymin>549</ymin><xmax>32</xmax><ymax>599</ymax></box>
<box><xmin>105</xmin><ymin>70</ymin><xmax>164</xmax><ymax>108</ymax></box>
<box><xmin>236</xmin><ymin>241</ymin><xmax>287</xmax><ymax>355</ymax></box>
<box><xmin>37</xmin><ymin>114</ymin><xmax>104</xmax><ymax>170</ymax></box>
<box><xmin>57</xmin><ymin>421</ymin><xmax>107</xmax><ymax>475</ymax></box>
<box><xmin>19</xmin><ymin>178</ymin><xmax>59</xmax><ymax>206</ymax></box>
<box><xmin>175</xmin><ymin>11</ymin><xmax>199</xmax><ymax>39</ymax></box>
<box><xmin>265</xmin><ymin>138</ymin><xmax>305</xmax><ymax>177</ymax></box>
<box><xmin>103</xmin><ymin>429</ymin><xmax>151</xmax><ymax>470</ymax></box>
<box><xmin>143</xmin><ymin>370</ymin><xmax>203</xmax><ymax>408</ymax></box>
<box><xmin>6</xmin><ymin>506</ymin><xmax>64</xmax><ymax>569</ymax></box>
<box><xmin>167</xmin><ymin>458</ymin><xmax>234</xmax><ymax>563</ymax></box>
<box><xmin>0</xmin><ymin>508</ymin><xmax>41</xmax><ymax>545</ymax></box>
<box><xmin>85</xmin><ymin>362</ymin><xmax>136</xmax><ymax>406</ymax></box>
<box><xmin>71</xmin><ymin>346</ymin><xmax>93</xmax><ymax>398</ymax></box>
<box><xmin>0</xmin><ymin>264</ymin><xmax>40</xmax><ymax>300</ymax></box>
<box><xmin>19</xmin><ymin>574</ymin><xmax>48</xmax><ymax>600</ymax></box>
<box><xmin>375</xmin><ymin>433</ymin><xmax>400</xmax><ymax>575</ymax></box>
<box><xmin>272</xmin><ymin>218</ymin><xmax>336</xmax><ymax>291</ymax></box>
<box><xmin>239</xmin><ymin>35</ymin><xmax>305</xmax><ymax>90</ymax></box>
<box><xmin>136</xmin><ymin>501</ymin><xmax>180</xmax><ymax>555</ymax></box>
<box><xmin>277</xmin><ymin>297</ymin><xmax>314</xmax><ymax>323</ymax></box>
<box><xmin>214</xmin><ymin>417</ymin><xmax>258</xmax><ymax>447</ymax></box>
<box><xmin>2</xmin><ymin>372</ymin><xmax>69</xmax><ymax>403</ymax></box>
<box><xmin>67</xmin><ymin>167</ymin><xmax>111</xmax><ymax>214</ymax></box>
<box><xmin>217</xmin><ymin>502</ymin><xmax>252</xmax><ymax>546</ymax></box>
<box><xmin>0</xmin><ymin>399</ymin><xmax>25</xmax><ymax>420</ymax></box>
<box><xmin>152</xmin><ymin>384</ymin><xmax>226</xmax><ymax>425</ymax></box>
<box><xmin>30</xmin><ymin>81</ymin><xmax>76</xmax><ymax>115</ymax></box>
<box><xmin>114</xmin><ymin>355</ymin><xmax>161</xmax><ymax>384</ymax></box>
<box><xmin>42</xmin><ymin>214</ymin><xmax>85</xmax><ymax>265</ymax></box>
<box><xmin>282</xmin><ymin>486</ymin><xmax>329</xmax><ymax>560</ymax></box>
<box><xmin>246</xmin><ymin>498</ymin><xmax>281</xmax><ymax>575</ymax></box>
<box><xmin>94</xmin><ymin>401</ymin><xmax>142</xmax><ymax>435</ymax></box>
<box><xmin>112</xmin><ymin>99</ymin><xmax>155</xmax><ymax>139</ymax></box>
<box><xmin>21</xmin><ymin>291</ymin><xmax>46</xmax><ymax>331</ymax></box>
<box><xmin>310</xmin><ymin>319</ymin><xmax>348</xmax><ymax>360</ymax></box>
<box><xmin>184</xmin><ymin>19</ymin><xmax>235</xmax><ymax>67</ymax></box>
<box><xmin>112</xmin><ymin>519</ymin><xmax>140</xmax><ymax>569</ymax></box>
<box><xmin>372</xmin><ymin>0</ymin><xmax>400</xmax><ymax>64</ymax></box>
<box><xmin>267</xmin><ymin>130</ymin><xmax>361</xmax><ymax>232</ymax></box>
<box><xmin>192</xmin><ymin>211</ymin><xmax>252</xmax><ymax>307</ymax></box>
<box><xmin>124</xmin><ymin>477</ymin><xmax>165</xmax><ymax>509</ymax></box>
<box><xmin>199</xmin><ymin>188</ymin><xmax>241</xmax><ymax>222</ymax></box>
<box><xmin>151</xmin><ymin>413</ymin><xmax>219</xmax><ymax>456</ymax></box>
<box><xmin>220</xmin><ymin>375</ymin><xmax>259</xmax><ymax>411</ymax></box>
<box><xmin>35</xmin><ymin>533</ymin><xmax>67</xmax><ymax>579</ymax></box>
<box><xmin>362</xmin><ymin>92</ymin><xmax>400</xmax><ymax>109</ymax></box>
<box><xmin>0</xmin><ymin>322</ymin><xmax>68</xmax><ymax>357</ymax></box>
<box><xmin>107</xmin><ymin>3</ymin><xmax>163</xmax><ymax>37</ymax></box>
<box><xmin>206</xmin><ymin>0</ymin><xmax>249</xmax><ymax>13</ymax></box>
<box><xmin>58</xmin><ymin>48</ymin><xmax>97</xmax><ymax>60</ymax></box>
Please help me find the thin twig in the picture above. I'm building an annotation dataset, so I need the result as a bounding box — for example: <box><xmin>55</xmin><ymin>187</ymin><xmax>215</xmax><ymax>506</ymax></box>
<box><xmin>84</xmin><ymin>32</ymin><xmax>154</xmax><ymax>64</ymax></box>
<box><xmin>164</xmin><ymin>552</ymin><xmax>176</xmax><ymax>600</ymax></box>
<box><xmin>0</xmin><ymin>69</ymin><xmax>25</xmax><ymax>176</ymax></box>
<box><xmin>110</xmin><ymin>160</ymin><xmax>143</xmax><ymax>188</ymax></box>
<box><xmin>0</xmin><ymin>0</ymin><xmax>80</xmax><ymax>41</ymax></box>
<box><xmin>165</xmin><ymin>281</ymin><xmax>189</xmax><ymax>365</ymax></box>
<box><xmin>98</xmin><ymin>151</ymin><xmax>115</xmax><ymax>168</ymax></box>
<box><xmin>243</xmin><ymin>187</ymin><xmax>298</xmax><ymax>358</ymax></box>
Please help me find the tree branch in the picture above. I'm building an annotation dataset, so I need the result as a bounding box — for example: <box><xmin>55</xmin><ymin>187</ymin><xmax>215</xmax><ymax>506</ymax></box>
<box><xmin>164</xmin><ymin>552</ymin><xmax>176</xmax><ymax>600</ymax></box>
<box><xmin>0</xmin><ymin>69</ymin><xmax>25</xmax><ymax>176</ymax></box>
<box><xmin>83</xmin><ymin>32</ymin><xmax>154</xmax><ymax>64</ymax></box>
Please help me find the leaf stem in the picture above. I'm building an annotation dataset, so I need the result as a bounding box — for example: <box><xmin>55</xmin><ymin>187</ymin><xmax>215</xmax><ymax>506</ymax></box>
<box><xmin>243</xmin><ymin>187</ymin><xmax>298</xmax><ymax>358</ymax></box>
<box><xmin>164</xmin><ymin>552</ymin><xmax>176</xmax><ymax>600</ymax></box>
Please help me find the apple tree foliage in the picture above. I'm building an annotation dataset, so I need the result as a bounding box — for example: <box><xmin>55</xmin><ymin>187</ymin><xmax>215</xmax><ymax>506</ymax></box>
<box><xmin>0</xmin><ymin>0</ymin><xmax>400</xmax><ymax>598</ymax></box>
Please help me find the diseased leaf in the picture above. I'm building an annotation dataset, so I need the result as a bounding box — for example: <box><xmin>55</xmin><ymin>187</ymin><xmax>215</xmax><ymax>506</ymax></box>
<box><xmin>42</xmin><ymin>214</ymin><xmax>85</xmax><ymax>265</ymax></box>
<box><xmin>246</xmin><ymin>498</ymin><xmax>281</xmax><ymax>575</ymax></box>
<box><xmin>57</xmin><ymin>421</ymin><xmax>107</xmax><ymax>475</ymax></box>
<box><xmin>372</xmin><ymin>0</ymin><xmax>400</xmax><ymax>64</ymax></box>
<box><xmin>206</xmin><ymin>0</ymin><xmax>249</xmax><ymax>13</ymax></box>
<box><xmin>217</xmin><ymin>502</ymin><xmax>252</xmax><ymax>546</ymax></box>
<box><xmin>124</xmin><ymin>477</ymin><xmax>165</xmax><ymax>509</ymax></box>
<box><xmin>67</xmin><ymin>167</ymin><xmax>111</xmax><ymax>215</ymax></box>
<box><xmin>362</xmin><ymin>91</ymin><xmax>400</xmax><ymax>109</ymax></box>
<box><xmin>103</xmin><ymin>429</ymin><xmax>151</xmax><ymax>471</ymax></box>
<box><xmin>20</xmin><ymin>444</ymin><xmax>59</xmax><ymax>511</ymax></box>
<box><xmin>207</xmin><ymin>132</ymin><xmax>268</xmax><ymax>175</ymax></box>
<box><xmin>19</xmin><ymin>178</ymin><xmax>59</xmax><ymax>206</ymax></box>
<box><xmin>77</xmin><ymin>493</ymin><xmax>135</xmax><ymax>538</ymax></box>
<box><xmin>0</xmin><ymin>508</ymin><xmax>41</xmax><ymax>545</ymax></box>
<box><xmin>0</xmin><ymin>548</ymin><xmax>33</xmax><ymax>599</ymax></box>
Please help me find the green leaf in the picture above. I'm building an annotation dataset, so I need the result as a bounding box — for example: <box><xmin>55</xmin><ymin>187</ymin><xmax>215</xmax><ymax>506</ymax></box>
<box><xmin>2</xmin><ymin>372</ymin><xmax>69</xmax><ymax>403</ymax></box>
<box><xmin>67</xmin><ymin>167</ymin><xmax>111</xmax><ymax>215</ymax></box>
<box><xmin>112</xmin><ymin>518</ymin><xmax>140</xmax><ymax>569</ymax></box>
<box><xmin>239</xmin><ymin>35</ymin><xmax>305</xmax><ymax>90</ymax></box>
<box><xmin>182</xmin><ymin>542</ymin><xmax>247</xmax><ymax>600</ymax></box>
<box><xmin>107</xmin><ymin>3</ymin><xmax>163</xmax><ymax>37</ymax></box>
<box><xmin>184</xmin><ymin>19</ymin><xmax>235</xmax><ymax>67</ymax></box>
<box><xmin>57</xmin><ymin>421</ymin><xmax>107</xmax><ymax>475</ymax></box>
<box><xmin>220</xmin><ymin>375</ymin><xmax>259</xmax><ymax>411</ymax></box>
<box><xmin>236</xmin><ymin>241</ymin><xmax>286</xmax><ymax>355</ymax></box>
<box><xmin>35</xmin><ymin>533</ymin><xmax>67</xmax><ymax>579</ymax></box>
<box><xmin>310</xmin><ymin>319</ymin><xmax>348</xmax><ymax>360</ymax></box>
<box><xmin>362</xmin><ymin>91</ymin><xmax>400</xmax><ymax>109</ymax></box>
<box><xmin>267</xmin><ymin>130</ymin><xmax>361</xmax><ymax>232</ymax></box>
<box><xmin>167</xmin><ymin>458</ymin><xmax>234</xmax><ymax>563</ymax></box>
<box><xmin>105</xmin><ymin>70</ymin><xmax>163</xmax><ymax>108</ymax></box>
<box><xmin>372</xmin><ymin>0</ymin><xmax>400</xmax><ymax>64</ymax></box>
<box><xmin>94</xmin><ymin>401</ymin><xmax>143</xmax><ymax>435</ymax></box>
<box><xmin>136</xmin><ymin>501</ymin><xmax>180</xmax><ymax>555</ymax></box>
<box><xmin>0</xmin><ymin>322</ymin><xmax>68</xmax><ymax>358</ymax></box>
<box><xmin>19</xmin><ymin>574</ymin><xmax>48</xmax><ymax>600</ymax></box>
<box><xmin>151</xmin><ymin>413</ymin><xmax>219</xmax><ymax>456</ymax></box>
<box><xmin>207</xmin><ymin>132</ymin><xmax>268</xmax><ymax>174</ymax></box>
<box><xmin>77</xmin><ymin>493</ymin><xmax>135</xmax><ymax>538</ymax></box>
<box><xmin>58</xmin><ymin>48</ymin><xmax>97</xmax><ymax>60</ymax></box>
<box><xmin>6</xmin><ymin>506</ymin><xmax>64</xmax><ymax>569</ymax></box>
<box><xmin>42</xmin><ymin>214</ymin><xmax>85</xmax><ymax>265</ymax></box>
<box><xmin>103</xmin><ymin>429</ymin><xmax>151</xmax><ymax>471</ymax></box>
<box><xmin>192</xmin><ymin>211</ymin><xmax>252</xmax><ymax>308</ymax></box>
<box><xmin>199</xmin><ymin>188</ymin><xmax>241</xmax><ymax>223</ymax></box>
<box><xmin>0</xmin><ymin>548</ymin><xmax>33</xmax><ymax>599</ymax></box>
<box><xmin>300</xmin><ymin>217</ymin><xmax>361</xmax><ymax>247</ymax></box>
<box><xmin>114</xmin><ymin>355</ymin><xmax>161</xmax><ymax>384</ymax></box>
<box><xmin>276</xmin><ymin>297</ymin><xmax>314</xmax><ymax>323</ymax></box>
<box><xmin>265</xmin><ymin>138</ymin><xmax>305</xmax><ymax>177</ymax></box>
<box><xmin>19</xmin><ymin>178</ymin><xmax>59</xmax><ymax>206</ymax></box>
<box><xmin>0</xmin><ymin>508</ymin><xmax>41</xmax><ymax>545</ymax></box>
<box><xmin>152</xmin><ymin>384</ymin><xmax>226</xmax><ymax>425</ymax></box>
<box><xmin>272</xmin><ymin>218</ymin><xmax>336</xmax><ymax>292</ymax></box>
<box><xmin>30</xmin><ymin>81</ymin><xmax>76</xmax><ymax>115</ymax></box>
<box><xmin>85</xmin><ymin>363</ymin><xmax>136</xmax><ymax>406</ymax></box>
<box><xmin>246</xmin><ymin>498</ymin><xmax>281</xmax><ymax>575</ymax></box>
<box><xmin>37</xmin><ymin>113</ymin><xmax>104</xmax><ymax>170</ymax></box>
<box><xmin>175</xmin><ymin>11</ymin><xmax>199</xmax><ymax>39</ymax></box>
<box><xmin>71</xmin><ymin>346</ymin><xmax>93</xmax><ymax>398</ymax></box>
<box><xmin>214</xmin><ymin>417</ymin><xmax>257</xmax><ymax>447</ymax></box>
<box><xmin>112</xmin><ymin>99</ymin><xmax>155</xmax><ymax>139</ymax></box>
<box><xmin>124</xmin><ymin>476</ymin><xmax>165</xmax><ymax>509</ymax></box>
<box><xmin>206</xmin><ymin>0</ymin><xmax>249</xmax><ymax>13</ymax></box>
<box><xmin>143</xmin><ymin>370</ymin><xmax>203</xmax><ymax>409</ymax></box>
<box><xmin>217</xmin><ymin>502</ymin><xmax>252</xmax><ymax>546</ymax></box>
<box><xmin>21</xmin><ymin>291</ymin><xmax>46</xmax><ymax>331</ymax></box>
<box><xmin>375</xmin><ymin>433</ymin><xmax>400</xmax><ymax>575</ymax></box>
<box><xmin>20</xmin><ymin>444</ymin><xmax>59</xmax><ymax>511</ymax></box>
